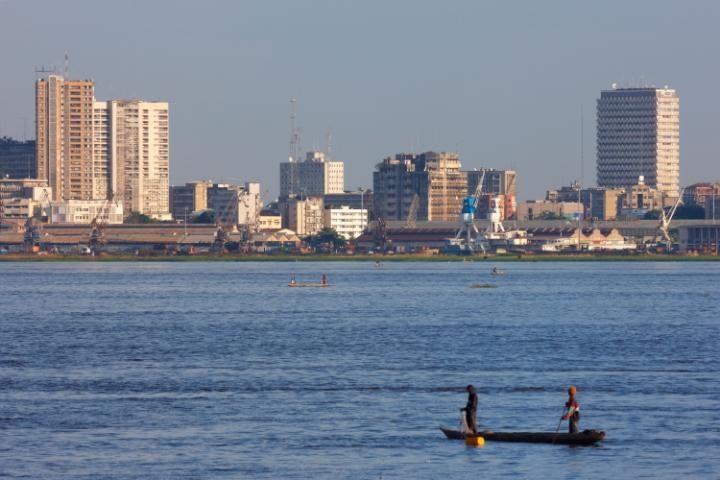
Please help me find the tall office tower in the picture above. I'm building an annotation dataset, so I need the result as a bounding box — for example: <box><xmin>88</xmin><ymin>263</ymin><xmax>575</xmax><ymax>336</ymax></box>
<box><xmin>597</xmin><ymin>86</ymin><xmax>680</xmax><ymax>199</ymax></box>
<box><xmin>373</xmin><ymin>151</ymin><xmax>467</xmax><ymax>222</ymax></box>
<box><xmin>94</xmin><ymin>100</ymin><xmax>170</xmax><ymax>218</ymax></box>
<box><xmin>279</xmin><ymin>151</ymin><xmax>344</xmax><ymax>198</ymax></box>
<box><xmin>36</xmin><ymin>75</ymin><xmax>97</xmax><ymax>201</ymax></box>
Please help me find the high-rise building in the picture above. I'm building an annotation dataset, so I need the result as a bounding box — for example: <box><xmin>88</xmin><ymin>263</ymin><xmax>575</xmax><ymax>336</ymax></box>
<box><xmin>94</xmin><ymin>100</ymin><xmax>170</xmax><ymax>219</ymax></box>
<box><xmin>597</xmin><ymin>86</ymin><xmax>680</xmax><ymax>199</ymax></box>
<box><xmin>279</xmin><ymin>151</ymin><xmax>344</xmax><ymax>198</ymax></box>
<box><xmin>36</xmin><ymin>75</ymin><xmax>96</xmax><ymax>201</ymax></box>
<box><xmin>373</xmin><ymin>151</ymin><xmax>467</xmax><ymax>222</ymax></box>
<box><xmin>36</xmin><ymin>75</ymin><xmax>170</xmax><ymax>219</ymax></box>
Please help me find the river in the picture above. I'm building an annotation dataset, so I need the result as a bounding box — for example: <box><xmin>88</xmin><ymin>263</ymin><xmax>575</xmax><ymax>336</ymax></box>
<box><xmin>0</xmin><ymin>261</ymin><xmax>718</xmax><ymax>479</ymax></box>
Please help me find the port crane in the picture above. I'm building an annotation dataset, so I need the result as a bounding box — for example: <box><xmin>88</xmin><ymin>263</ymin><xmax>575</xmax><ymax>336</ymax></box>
<box><xmin>655</xmin><ymin>189</ymin><xmax>685</xmax><ymax>251</ymax></box>
<box><xmin>453</xmin><ymin>171</ymin><xmax>486</xmax><ymax>253</ymax></box>
<box><xmin>405</xmin><ymin>193</ymin><xmax>419</xmax><ymax>228</ymax></box>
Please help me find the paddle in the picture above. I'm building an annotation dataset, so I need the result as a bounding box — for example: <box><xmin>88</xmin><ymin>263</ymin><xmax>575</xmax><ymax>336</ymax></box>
<box><xmin>552</xmin><ymin>408</ymin><xmax>566</xmax><ymax>444</ymax></box>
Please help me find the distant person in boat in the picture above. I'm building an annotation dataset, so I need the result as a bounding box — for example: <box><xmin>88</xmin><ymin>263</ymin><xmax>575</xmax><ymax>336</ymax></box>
<box><xmin>322</xmin><ymin>274</ymin><xmax>327</xmax><ymax>285</ymax></box>
<box><xmin>460</xmin><ymin>384</ymin><xmax>478</xmax><ymax>435</ymax></box>
<box><xmin>492</xmin><ymin>267</ymin><xmax>497</xmax><ymax>274</ymax></box>
<box><xmin>561</xmin><ymin>385</ymin><xmax>580</xmax><ymax>433</ymax></box>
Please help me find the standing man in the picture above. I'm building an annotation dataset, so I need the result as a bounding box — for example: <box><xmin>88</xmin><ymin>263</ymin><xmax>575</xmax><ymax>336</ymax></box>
<box><xmin>561</xmin><ymin>385</ymin><xmax>580</xmax><ymax>433</ymax></box>
<box><xmin>460</xmin><ymin>384</ymin><xmax>478</xmax><ymax>435</ymax></box>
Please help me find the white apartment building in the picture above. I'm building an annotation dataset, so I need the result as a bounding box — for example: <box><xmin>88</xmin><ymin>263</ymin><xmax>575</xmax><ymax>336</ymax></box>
<box><xmin>50</xmin><ymin>200</ymin><xmax>124</xmax><ymax>224</ymax></box>
<box><xmin>597</xmin><ymin>86</ymin><xmax>680</xmax><ymax>200</ymax></box>
<box><xmin>280</xmin><ymin>151</ymin><xmax>344</xmax><ymax>198</ymax></box>
<box><xmin>236</xmin><ymin>182</ymin><xmax>262</xmax><ymax>226</ymax></box>
<box><xmin>323</xmin><ymin>205</ymin><xmax>367</xmax><ymax>239</ymax></box>
<box><xmin>94</xmin><ymin>100</ymin><xmax>170</xmax><ymax>219</ymax></box>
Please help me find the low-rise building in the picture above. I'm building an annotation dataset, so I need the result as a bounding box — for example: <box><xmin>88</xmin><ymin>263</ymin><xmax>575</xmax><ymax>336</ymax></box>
<box><xmin>683</xmin><ymin>182</ymin><xmax>720</xmax><ymax>207</ymax></box>
<box><xmin>678</xmin><ymin>224</ymin><xmax>720</xmax><ymax>254</ymax></box>
<box><xmin>516</xmin><ymin>200</ymin><xmax>583</xmax><ymax>221</ymax></box>
<box><xmin>170</xmin><ymin>181</ymin><xmax>211</xmax><ymax>220</ymax></box>
<box><xmin>50</xmin><ymin>200</ymin><xmax>124</xmax><ymax>224</ymax></box>
<box><xmin>617</xmin><ymin>176</ymin><xmax>664</xmax><ymax>218</ymax></box>
<box><xmin>258</xmin><ymin>214</ymin><xmax>282</xmax><ymax>230</ymax></box>
<box><xmin>287</xmin><ymin>196</ymin><xmax>324</xmax><ymax>236</ymax></box>
<box><xmin>0</xmin><ymin>179</ymin><xmax>51</xmax><ymax>220</ymax></box>
<box><xmin>324</xmin><ymin>205</ymin><xmax>367</xmax><ymax>239</ymax></box>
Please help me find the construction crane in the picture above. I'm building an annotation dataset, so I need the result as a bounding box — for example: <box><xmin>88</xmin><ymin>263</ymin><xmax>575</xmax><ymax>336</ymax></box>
<box><xmin>87</xmin><ymin>195</ymin><xmax>119</xmax><ymax>256</ymax></box>
<box><xmin>655</xmin><ymin>189</ymin><xmax>685</xmax><ymax>251</ymax></box>
<box><xmin>453</xmin><ymin>171</ymin><xmax>486</xmax><ymax>252</ymax></box>
<box><xmin>405</xmin><ymin>193</ymin><xmax>419</xmax><ymax>228</ymax></box>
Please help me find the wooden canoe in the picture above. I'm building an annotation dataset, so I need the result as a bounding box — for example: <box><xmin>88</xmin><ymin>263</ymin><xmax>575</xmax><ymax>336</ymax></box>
<box><xmin>440</xmin><ymin>427</ymin><xmax>605</xmax><ymax>446</ymax></box>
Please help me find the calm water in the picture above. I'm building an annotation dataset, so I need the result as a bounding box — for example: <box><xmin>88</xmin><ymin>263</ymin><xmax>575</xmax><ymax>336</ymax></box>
<box><xmin>0</xmin><ymin>261</ymin><xmax>718</xmax><ymax>479</ymax></box>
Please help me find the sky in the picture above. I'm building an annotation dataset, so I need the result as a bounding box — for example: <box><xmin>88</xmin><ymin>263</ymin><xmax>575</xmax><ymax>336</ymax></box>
<box><xmin>1</xmin><ymin>0</ymin><xmax>719</xmax><ymax>201</ymax></box>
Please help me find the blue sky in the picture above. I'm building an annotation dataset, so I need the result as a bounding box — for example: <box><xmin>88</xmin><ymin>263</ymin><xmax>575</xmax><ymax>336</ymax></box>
<box><xmin>1</xmin><ymin>0</ymin><xmax>718</xmax><ymax>200</ymax></box>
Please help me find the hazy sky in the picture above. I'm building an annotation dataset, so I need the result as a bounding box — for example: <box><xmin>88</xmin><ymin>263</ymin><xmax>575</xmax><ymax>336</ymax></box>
<box><xmin>1</xmin><ymin>0</ymin><xmax>719</xmax><ymax>201</ymax></box>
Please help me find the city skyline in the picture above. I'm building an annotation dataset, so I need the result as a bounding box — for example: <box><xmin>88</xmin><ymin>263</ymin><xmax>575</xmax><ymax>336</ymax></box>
<box><xmin>1</xmin><ymin>0</ymin><xmax>719</xmax><ymax>202</ymax></box>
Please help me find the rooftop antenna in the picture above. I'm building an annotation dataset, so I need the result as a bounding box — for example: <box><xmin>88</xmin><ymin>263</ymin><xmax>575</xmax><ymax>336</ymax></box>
<box><xmin>64</xmin><ymin>51</ymin><xmax>69</xmax><ymax>78</ymax></box>
<box><xmin>326</xmin><ymin>128</ymin><xmax>332</xmax><ymax>159</ymax></box>
<box><xmin>580</xmin><ymin>105</ymin><xmax>584</xmax><ymax>188</ymax></box>
<box><xmin>289</xmin><ymin>99</ymin><xmax>299</xmax><ymax>162</ymax></box>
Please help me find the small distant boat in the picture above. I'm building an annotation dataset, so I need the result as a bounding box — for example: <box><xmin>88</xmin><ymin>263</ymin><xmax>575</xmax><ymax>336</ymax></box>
<box><xmin>440</xmin><ymin>427</ymin><xmax>605</xmax><ymax>446</ymax></box>
<box><xmin>288</xmin><ymin>275</ymin><xmax>330</xmax><ymax>287</ymax></box>
<box><xmin>470</xmin><ymin>283</ymin><xmax>497</xmax><ymax>289</ymax></box>
<box><xmin>491</xmin><ymin>268</ymin><xmax>506</xmax><ymax>276</ymax></box>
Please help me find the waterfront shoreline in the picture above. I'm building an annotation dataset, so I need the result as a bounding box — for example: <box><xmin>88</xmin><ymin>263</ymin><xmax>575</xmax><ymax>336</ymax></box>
<box><xmin>1</xmin><ymin>253</ymin><xmax>719</xmax><ymax>262</ymax></box>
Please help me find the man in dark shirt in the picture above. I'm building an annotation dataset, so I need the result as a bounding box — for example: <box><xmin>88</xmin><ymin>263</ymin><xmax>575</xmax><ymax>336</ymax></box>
<box><xmin>460</xmin><ymin>384</ymin><xmax>478</xmax><ymax>435</ymax></box>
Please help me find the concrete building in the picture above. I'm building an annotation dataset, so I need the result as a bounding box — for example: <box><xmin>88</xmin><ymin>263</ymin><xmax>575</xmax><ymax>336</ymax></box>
<box><xmin>287</xmin><ymin>196</ymin><xmax>324</xmax><ymax>236</ymax></box>
<box><xmin>0</xmin><ymin>179</ymin><xmax>51</xmax><ymax>221</ymax></box>
<box><xmin>617</xmin><ymin>176</ymin><xmax>664</xmax><ymax>219</ymax></box>
<box><xmin>705</xmin><ymin>197</ymin><xmax>720</xmax><ymax>221</ymax></box>
<box><xmin>280</xmin><ymin>151</ymin><xmax>344</xmax><ymax>198</ymax></box>
<box><xmin>170</xmin><ymin>181</ymin><xmax>211</xmax><ymax>220</ymax></box>
<box><xmin>324</xmin><ymin>190</ymin><xmax>374</xmax><ymax>220</ymax></box>
<box><xmin>516</xmin><ymin>200</ymin><xmax>583</xmax><ymax>221</ymax></box>
<box><xmin>258</xmin><ymin>214</ymin><xmax>282</xmax><ymax>230</ymax></box>
<box><xmin>546</xmin><ymin>182</ymin><xmax>623</xmax><ymax>221</ymax></box>
<box><xmin>207</xmin><ymin>182</ymin><xmax>262</xmax><ymax>227</ymax></box>
<box><xmin>678</xmin><ymin>224</ymin><xmax>720</xmax><ymax>254</ymax></box>
<box><xmin>373</xmin><ymin>151</ymin><xmax>467</xmax><ymax>222</ymax></box>
<box><xmin>683</xmin><ymin>182</ymin><xmax>720</xmax><ymax>207</ymax></box>
<box><xmin>597</xmin><ymin>86</ymin><xmax>680</xmax><ymax>199</ymax></box>
<box><xmin>323</xmin><ymin>205</ymin><xmax>368</xmax><ymax>239</ymax></box>
<box><xmin>36</xmin><ymin>75</ymin><xmax>97</xmax><ymax>201</ymax></box>
<box><xmin>580</xmin><ymin>187</ymin><xmax>623</xmax><ymax>221</ymax></box>
<box><xmin>95</xmin><ymin>100</ymin><xmax>170</xmax><ymax>219</ymax></box>
<box><xmin>0</xmin><ymin>138</ymin><xmax>36</xmax><ymax>179</ymax></box>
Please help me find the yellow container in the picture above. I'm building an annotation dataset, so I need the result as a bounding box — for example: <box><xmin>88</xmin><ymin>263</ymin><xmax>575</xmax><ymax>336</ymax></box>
<box><xmin>465</xmin><ymin>435</ymin><xmax>485</xmax><ymax>447</ymax></box>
